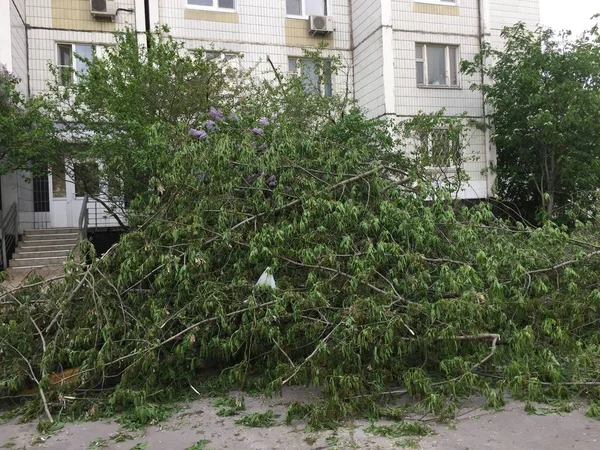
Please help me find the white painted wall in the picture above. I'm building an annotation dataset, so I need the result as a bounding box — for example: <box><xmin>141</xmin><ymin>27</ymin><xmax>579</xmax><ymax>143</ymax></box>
<box><xmin>10</xmin><ymin>0</ymin><xmax>28</xmax><ymax>95</ymax></box>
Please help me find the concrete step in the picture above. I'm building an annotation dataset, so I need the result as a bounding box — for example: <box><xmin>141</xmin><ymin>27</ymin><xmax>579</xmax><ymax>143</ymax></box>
<box><xmin>6</xmin><ymin>265</ymin><xmax>64</xmax><ymax>275</ymax></box>
<box><xmin>22</xmin><ymin>233</ymin><xmax>79</xmax><ymax>242</ymax></box>
<box><xmin>11</xmin><ymin>256</ymin><xmax>68</xmax><ymax>268</ymax></box>
<box><xmin>21</xmin><ymin>235</ymin><xmax>78</xmax><ymax>246</ymax></box>
<box><xmin>17</xmin><ymin>243</ymin><xmax>76</xmax><ymax>252</ymax></box>
<box><xmin>24</xmin><ymin>228</ymin><xmax>79</xmax><ymax>235</ymax></box>
<box><xmin>14</xmin><ymin>249</ymin><xmax>72</xmax><ymax>258</ymax></box>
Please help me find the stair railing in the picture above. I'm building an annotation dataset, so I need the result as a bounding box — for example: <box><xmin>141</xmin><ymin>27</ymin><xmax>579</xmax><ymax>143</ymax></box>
<box><xmin>0</xmin><ymin>202</ymin><xmax>19</xmax><ymax>269</ymax></box>
<box><xmin>78</xmin><ymin>193</ymin><xmax>89</xmax><ymax>241</ymax></box>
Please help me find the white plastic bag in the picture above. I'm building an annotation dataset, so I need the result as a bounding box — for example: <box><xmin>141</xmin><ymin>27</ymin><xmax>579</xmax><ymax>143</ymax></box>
<box><xmin>255</xmin><ymin>266</ymin><xmax>276</xmax><ymax>289</ymax></box>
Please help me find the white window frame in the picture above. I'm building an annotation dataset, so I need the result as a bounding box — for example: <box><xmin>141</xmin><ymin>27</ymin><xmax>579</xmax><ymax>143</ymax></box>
<box><xmin>185</xmin><ymin>0</ymin><xmax>236</xmax><ymax>13</ymax></box>
<box><xmin>288</xmin><ymin>57</ymin><xmax>333</xmax><ymax>97</ymax></box>
<box><xmin>417</xmin><ymin>128</ymin><xmax>461</xmax><ymax>170</ymax></box>
<box><xmin>205</xmin><ymin>50</ymin><xmax>242</xmax><ymax>72</ymax></box>
<box><xmin>413</xmin><ymin>0</ymin><xmax>458</xmax><ymax>6</ymax></box>
<box><xmin>415</xmin><ymin>43</ymin><xmax>460</xmax><ymax>88</ymax></box>
<box><xmin>56</xmin><ymin>43</ymin><xmax>99</xmax><ymax>85</ymax></box>
<box><xmin>286</xmin><ymin>0</ymin><xmax>329</xmax><ymax>19</ymax></box>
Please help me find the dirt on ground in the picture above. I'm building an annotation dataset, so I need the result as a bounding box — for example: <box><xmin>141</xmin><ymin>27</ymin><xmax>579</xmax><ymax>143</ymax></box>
<box><xmin>0</xmin><ymin>387</ymin><xmax>598</xmax><ymax>450</ymax></box>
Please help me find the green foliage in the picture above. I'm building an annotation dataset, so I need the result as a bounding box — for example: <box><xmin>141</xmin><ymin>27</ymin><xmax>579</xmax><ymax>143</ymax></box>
<box><xmin>464</xmin><ymin>22</ymin><xmax>600</xmax><ymax>224</ymax></box>
<box><xmin>111</xmin><ymin>432</ymin><xmax>134</xmax><ymax>443</ymax></box>
<box><xmin>185</xmin><ymin>440</ymin><xmax>211</xmax><ymax>450</ymax></box>
<box><xmin>129</xmin><ymin>444</ymin><xmax>148</xmax><ymax>450</ymax></box>
<box><xmin>36</xmin><ymin>420</ymin><xmax>64</xmax><ymax>434</ymax></box>
<box><xmin>4</xmin><ymin>25</ymin><xmax>600</xmax><ymax>433</ymax></box>
<box><xmin>364</xmin><ymin>422</ymin><xmax>432</xmax><ymax>438</ymax></box>
<box><xmin>213</xmin><ymin>395</ymin><xmax>245</xmax><ymax>416</ymax></box>
<box><xmin>396</xmin><ymin>439</ymin><xmax>420</xmax><ymax>449</ymax></box>
<box><xmin>117</xmin><ymin>404</ymin><xmax>176</xmax><ymax>430</ymax></box>
<box><xmin>87</xmin><ymin>438</ymin><xmax>109</xmax><ymax>449</ymax></box>
<box><xmin>325</xmin><ymin>435</ymin><xmax>340</xmax><ymax>445</ymax></box>
<box><xmin>586</xmin><ymin>402</ymin><xmax>600</xmax><ymax>419</ymax></box>
<box><xmin>0</xmin><ymin>64</ymin><xmax>57</xmax><ymax>176</ymax></box>
<box><xmin>234</xmin><ymin>411</ymin><xmax>278</xmax><ymax>428</ymax></box>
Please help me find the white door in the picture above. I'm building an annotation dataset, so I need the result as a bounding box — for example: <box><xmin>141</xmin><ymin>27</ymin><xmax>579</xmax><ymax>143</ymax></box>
<box><xmin>48</xmin><ymin>161</ymin><xmax>82</xmax><ymax>228</ymax></box>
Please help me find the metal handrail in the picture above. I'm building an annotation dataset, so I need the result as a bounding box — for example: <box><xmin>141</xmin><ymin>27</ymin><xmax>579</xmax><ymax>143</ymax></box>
<box><xmin>78</xmin><ymin>193</ymin><xmax>89</xmax><ymax>241</ymax></box>
<box><xmin>0</xmin><ymin>202</ymin><xmax>19</xmax><ymax>269</ymax></box>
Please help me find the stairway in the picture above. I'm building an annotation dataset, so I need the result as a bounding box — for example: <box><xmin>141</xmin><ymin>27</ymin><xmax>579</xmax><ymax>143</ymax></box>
<box><xmin>9</xmin><ymin>228</ymin><xmax>79</xmax><ymax>271</ymax></box>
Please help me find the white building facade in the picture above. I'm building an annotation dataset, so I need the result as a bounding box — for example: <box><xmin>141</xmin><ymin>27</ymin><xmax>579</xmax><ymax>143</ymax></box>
<box><xmin>0</xmin><ymin>0</ymin><xmax>540</xmax><ymax>231</ymax></box>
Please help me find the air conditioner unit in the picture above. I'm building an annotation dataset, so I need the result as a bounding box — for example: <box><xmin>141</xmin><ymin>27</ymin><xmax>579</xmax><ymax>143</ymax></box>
<box><xmin>309</xmin><ymin>15</ymin><xmax>334</xmax><ymax>35</ymax></box>
<box><xmin>90</xmin><ymin>0</ymin><xmax>117</xmax><ymax>18</ymax></box>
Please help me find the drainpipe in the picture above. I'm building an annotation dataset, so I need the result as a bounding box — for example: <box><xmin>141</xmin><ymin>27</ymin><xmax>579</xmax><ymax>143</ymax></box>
<box><xmin>348</xmin><ymin>0</ymin><xmax>356</xmax><ymax>106</ymax></box>
<box><xmin>477</xmin><ymin>0</ymin><xmax>493</xmax><ymax>198</ymax></box>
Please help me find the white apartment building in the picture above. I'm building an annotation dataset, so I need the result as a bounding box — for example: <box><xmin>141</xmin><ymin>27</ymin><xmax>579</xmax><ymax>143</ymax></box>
<box><xmin>0</xmin><ymin>0</ymin><xmax>540</xmax><ymax>235</ymax></box>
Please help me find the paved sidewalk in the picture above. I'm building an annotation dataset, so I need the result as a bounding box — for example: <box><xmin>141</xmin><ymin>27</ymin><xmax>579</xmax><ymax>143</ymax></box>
<box><xmin>1</xmin><ymin>389</ymin><xmax>599</xmax><ymax>449</ymax></box>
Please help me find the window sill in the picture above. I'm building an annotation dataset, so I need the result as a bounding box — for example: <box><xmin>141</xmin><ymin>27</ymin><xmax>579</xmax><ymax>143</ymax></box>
<box><xmin>413</xmin><ymin>0</ymin><xmax>457</xmax><ymax>5</ymax></box>
<box><xmin>417</xmin><ymin>84</ymin><xmax>462</xmax><ymax>90</ymax></box>
<box><xmin>185</xmin><ymin>5</ymin><xmax>237</xmax><ymax>13</ymax></box>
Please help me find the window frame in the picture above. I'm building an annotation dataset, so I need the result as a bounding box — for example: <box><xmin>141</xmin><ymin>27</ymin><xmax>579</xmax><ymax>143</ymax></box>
<box><xmin>286</xmin><ymin>0</ymin><xmax>330</xmax><ymax>19</ymax></box>
<box><xmin>185</xmin><ymin>0</ymin><xmax>236</xmax><ymax>13</ymax></box>
<box><xmin>56</xmin><ymin>42</ymin><xmax>99</xmax><ymax>86</ymax></box>
<box><xmin>413</xmin><ymin>0</ymin><xmax>458</xmax><ymax>6</ymax></box>
<box><xmin>415</xmin><ymin>43</ymin><xmax>460</xmax><ymax>89</ymax></box>
<box><xmin>417</xmin><ymin>128</ymin><xmax>461</xmax><ymax>170</ymax></box>
<box><xmin>288</xmin><ymin>57</ymin><xmax>333</xmax><ymax>98</ymax></box>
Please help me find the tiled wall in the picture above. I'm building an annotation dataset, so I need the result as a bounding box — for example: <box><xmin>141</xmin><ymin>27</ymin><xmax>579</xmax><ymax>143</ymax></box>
<box><xmin>16</xmin><ymin>0</ymin><xmax>541</xmax><ymax>199</ymax></box>
<box><xmin>10</xmin><ymin>0</ymin><xmax>29</xmax><ymax>95</ymax></box>
<box><xmin>27</xmin><ymin>0</ymin><xmax>136</xmax><ymax>95</ymax></box>
<box><xmin>159</xmin><ymin>0</ymin><xmax>353</xmax><ymax>92</ymax></box>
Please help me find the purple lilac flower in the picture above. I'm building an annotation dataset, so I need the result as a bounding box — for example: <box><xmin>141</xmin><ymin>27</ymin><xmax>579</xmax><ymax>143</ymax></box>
<box><xmin>209</xmin><ymin>106</ymin><xmax>224</xmax><ymax>121</ymax></box>
<box><xmin>205</xmin><ymin>120</ymin><xmax>216</xmax><ymax>130</ymax></box>
<box><xmin>188</xmin><ymin>128</ymin><xmax>208</xmax><ymax>139</ymax></box>
<box><xmin>251</xmin><ymin>127</ymin><xmax>264</xmax><ymax>136</ymax></box>
<box><xmin>258</xmin><ymin>117</ymin><xmax>270</xmax><ymax>126</ymax></box>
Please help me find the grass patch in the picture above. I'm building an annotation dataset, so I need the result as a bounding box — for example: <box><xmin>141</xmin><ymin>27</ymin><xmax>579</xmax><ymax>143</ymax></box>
<box><xmin>234</xmin><ymin>410</ymin><xmax>278</xmax><ymax>428</ymax></box>
<box><xmin>2</xmin><ymin>443</ymin><xmax>16</xmax><ymax>449</ymax></box>
<box><xmin>365</xmin><ymin>421</ymin><xmax>432</xmax><ymax>439</ymax></box>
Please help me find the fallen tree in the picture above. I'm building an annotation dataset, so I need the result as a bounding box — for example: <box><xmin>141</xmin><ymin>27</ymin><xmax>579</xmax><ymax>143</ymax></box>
<box><xmin>2</xmin><ymin>105</ymin><xmax>600</xmax><ymax>427</ymax></box>
<box><xmin>2</xmin><ymin>31</ymin><xmax>600</xmax><ymax>426</ymax></box>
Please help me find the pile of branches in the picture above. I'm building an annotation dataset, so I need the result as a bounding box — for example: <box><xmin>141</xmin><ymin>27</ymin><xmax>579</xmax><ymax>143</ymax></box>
<box><xmin>2</xmin><ymin>109</ymin><xmax>600</xmax><ymax>425</ymax></box>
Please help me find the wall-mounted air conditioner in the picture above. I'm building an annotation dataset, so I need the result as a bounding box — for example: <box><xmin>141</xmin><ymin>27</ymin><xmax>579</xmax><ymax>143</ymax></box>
<box><xmin>309</xmin><ymin>15</ymin><xmax>334</xmax><ymax>35</ymax></box>
<box><xmin>90</xmin><ymin>0</ymin><xmax>117</xmax><ymax>19</ymax></box>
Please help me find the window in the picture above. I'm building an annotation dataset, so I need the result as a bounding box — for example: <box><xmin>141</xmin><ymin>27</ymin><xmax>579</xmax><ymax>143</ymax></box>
<box><xmin>74</xmin><ymin>162</ymin><xmax>101</xmax><ymax>197</ymax></box>
<box><xmin>415</xmin><ymin>44</ymin><xmax>459</xmax><ymax>87</ymax></box>
<box><xmin>57</xmin><ymin>43</ymin><xmax>96</xmax><ymax>86</ymax></box>
<box><xmin>187</xmin><ymin>0</ymin><xmax>235</xmax><ymax>10</ymax></box>
<box><xmin>52</xmin><ymin>160</ymin><xmax>67</xmax><ymax>198</ymax></box>
<box><xmin>286</xmin><ymin>0</ymin><xmax>328</xmax><ymax>17</ymax></box>
<box><xmin>289</xmin><ymin>58</ymin><xmax>333</xmax><ymax>97</ymax></box>
<box><xmin>417</xmin><ymin>129</ymin><xmax>460</xmax><ymax>168</ymax></box>
<box><xmin>205</xmin><ymin>51</ymin><xmax>238</xmax><ymax>62</ymax></box>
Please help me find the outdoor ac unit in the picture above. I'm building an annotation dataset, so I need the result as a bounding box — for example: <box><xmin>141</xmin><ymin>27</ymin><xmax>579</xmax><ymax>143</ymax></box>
<box><xmin>90</xmin><ymin>0</ymin><xmax>117</xmax><ymax>18</ymax></box>
<box><xmin>309</xmin><ymin>15</ymin><xmax>334</xmax><ymax>35</ymax></box>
